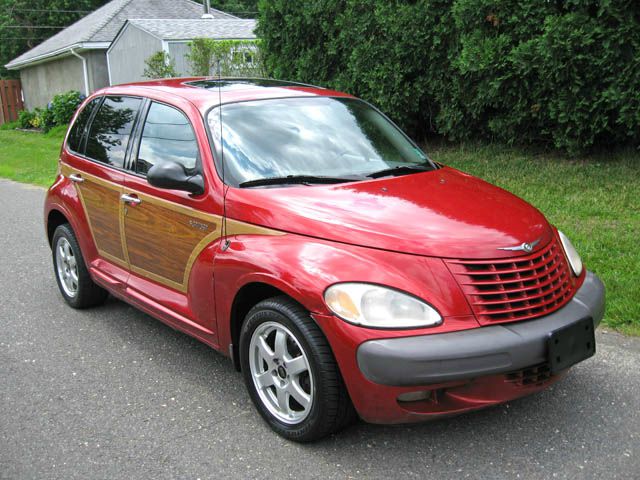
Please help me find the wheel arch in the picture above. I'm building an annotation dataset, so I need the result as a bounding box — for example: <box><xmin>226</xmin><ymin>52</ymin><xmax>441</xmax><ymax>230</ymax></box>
<box><xmin>46</xmin><ymin>208</ymin><xmax>70</xmax><ymax>246</ymax></box>
<box><xmin>227</xmin><ymin>281</ymin><xmax>292</xmax><ymax>371</ymax></box>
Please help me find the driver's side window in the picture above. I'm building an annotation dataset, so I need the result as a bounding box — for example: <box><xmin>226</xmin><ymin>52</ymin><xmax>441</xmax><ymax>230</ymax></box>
<box><xmin>136</xmin><ymin>102</ymin><xmax>199</xmax><ymax>176</ymax></box>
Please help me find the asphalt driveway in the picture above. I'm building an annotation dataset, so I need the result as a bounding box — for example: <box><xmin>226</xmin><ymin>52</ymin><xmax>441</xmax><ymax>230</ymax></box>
<box><xmin>1</xmin><ymin>179</ymin><xmax>638</xmax><ymax>479</ymax></box>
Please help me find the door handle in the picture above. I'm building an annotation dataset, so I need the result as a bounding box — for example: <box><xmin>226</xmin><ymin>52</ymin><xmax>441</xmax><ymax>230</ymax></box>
<box><xmin>121</xmin><ymin>193</ymin><xmax>141</xmax><ymax>205</ymax></box>
<box><xmin>69</xmin><ymin>173</ymin><xmax>84</xmax><ymax>183</ymax></box>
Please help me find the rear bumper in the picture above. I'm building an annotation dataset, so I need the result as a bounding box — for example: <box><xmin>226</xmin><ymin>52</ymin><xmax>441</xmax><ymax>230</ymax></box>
<box><xmin>357</xmin><ymin>271</ymin><xmax>605</xmax><ymax>387</ymax></box>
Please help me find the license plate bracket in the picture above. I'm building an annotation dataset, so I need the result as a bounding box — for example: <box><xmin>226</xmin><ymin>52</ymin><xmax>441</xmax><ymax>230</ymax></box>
<box><xmin>547</xmin><ymin>317</ymin><xmax>596</xmax><ymax>374</ymax></box>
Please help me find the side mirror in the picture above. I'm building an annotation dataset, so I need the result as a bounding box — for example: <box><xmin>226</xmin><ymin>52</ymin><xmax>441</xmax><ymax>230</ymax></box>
<box><xmin>146</xmin><ymin>161</ymin><xmax>205</xmax><ymax>195</ymax></box>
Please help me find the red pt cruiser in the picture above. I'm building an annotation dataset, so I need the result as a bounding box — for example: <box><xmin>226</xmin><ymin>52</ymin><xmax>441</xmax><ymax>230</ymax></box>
<box><xmin>45</xmin><ymin>78</ymin><xmax>605</xmax><ymax>442</ymax></box>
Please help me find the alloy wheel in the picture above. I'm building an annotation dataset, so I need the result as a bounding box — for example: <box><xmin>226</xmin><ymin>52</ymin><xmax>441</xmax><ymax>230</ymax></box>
<box><xmin>248</xmin><ymin>321</ymin><xmax>314</xmax><ymax>424</ymax></box>
<box><xmin>55</xmin><ymin>236</ymin><xmax>78</xmax><ymax>298</ymax></box>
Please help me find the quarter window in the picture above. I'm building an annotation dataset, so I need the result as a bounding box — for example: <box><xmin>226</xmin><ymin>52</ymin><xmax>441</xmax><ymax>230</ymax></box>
<box><xmin>136</xmin><ymin>102</ymin><xmax>198</xmax><ymax>176</ymax></box>
<box><xmin>85</xmin><ymin>96</ymin><xmax>142</xmax><ymax>168</ymax></box>
<box><xmin>67</xmin><ymin>97</ymin><xmax>101</xmax><ymax>154</ymax></box>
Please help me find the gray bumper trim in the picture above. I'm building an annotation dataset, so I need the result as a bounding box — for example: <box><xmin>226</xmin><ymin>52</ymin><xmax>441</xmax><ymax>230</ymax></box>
<box><xmin>357</xmin><ymin>271</ymin><xmax>605</xmax><ymax>386</ymax></box>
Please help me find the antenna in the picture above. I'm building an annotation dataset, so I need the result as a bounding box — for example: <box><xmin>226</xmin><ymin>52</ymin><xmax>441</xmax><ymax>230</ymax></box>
<box><xmin>217</xmin><ymin>60</ymin><xmax>230</xmax><ymax>251</ymax></box>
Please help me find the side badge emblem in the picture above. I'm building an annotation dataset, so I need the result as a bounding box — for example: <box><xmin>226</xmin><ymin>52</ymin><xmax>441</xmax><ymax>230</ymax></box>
<box><xmin>188</xmin><ymin>219</ymin><xmax>210</xmax><ymax>232</ymax></box>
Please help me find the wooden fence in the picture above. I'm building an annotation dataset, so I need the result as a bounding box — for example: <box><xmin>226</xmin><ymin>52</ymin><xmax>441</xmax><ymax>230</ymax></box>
<box><xmin>0</xmin><ymin>79</ymin><xmax>24</xmax><ymax>125</ymax></box>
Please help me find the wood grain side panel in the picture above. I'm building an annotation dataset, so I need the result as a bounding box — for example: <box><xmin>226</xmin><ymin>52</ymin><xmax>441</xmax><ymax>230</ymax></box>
<box><xmin>125</xmin><ymin>202</ymin><xmax>220</xmax><ymax>285</ymax></box>
<box><xmin>63</xmin><ymin>163</ymin><xmax>285</xmax><ymax>292</ymax></box>
<box><xmin>78</xmin><ymin>181</ymin><xmax>125</xmax><ymax>261</ymax></box>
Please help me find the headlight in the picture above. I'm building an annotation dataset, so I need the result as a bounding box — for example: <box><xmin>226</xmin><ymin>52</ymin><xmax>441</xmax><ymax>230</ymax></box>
<box><xmin>324</xmin><ymin>283</ymin><xmax>442</xmax><ymax>329</ymax></box>
<box><xmin>558</xmin><ymin>230</ymin><xmax>583</xmax><ymax>277</ymax></box>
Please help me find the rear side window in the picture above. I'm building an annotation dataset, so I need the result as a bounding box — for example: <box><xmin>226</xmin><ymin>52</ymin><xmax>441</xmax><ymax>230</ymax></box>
<box><xmin>136</xmin><ymin>102</ymin><xmax>198</xmax><ymax>176</ymax></box>
<box><xmin>85</xmin><ymin>96</ymin><xmax>142</xmax><ymax>168</ymax></box>
<box><xmin>67</xmin><ymin>97</ymin><xmax>101</xmax><ymax>154</ymax></box>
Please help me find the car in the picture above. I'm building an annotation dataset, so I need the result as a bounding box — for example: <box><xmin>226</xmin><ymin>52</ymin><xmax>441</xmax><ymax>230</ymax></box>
<box><xmin>44</xmin><ymin>78</ymin><xmax>605</xmax><ymax>442</ymax></box>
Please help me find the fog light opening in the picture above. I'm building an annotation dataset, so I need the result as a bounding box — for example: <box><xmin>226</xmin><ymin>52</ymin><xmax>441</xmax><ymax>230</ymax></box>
<box><xmin>398</xmin><ymin>388</ymin><xmax>445</xmax><ymax>404</ymax></box>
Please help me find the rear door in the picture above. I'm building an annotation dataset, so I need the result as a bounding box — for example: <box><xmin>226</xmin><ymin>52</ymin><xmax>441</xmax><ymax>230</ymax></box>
<box><xmin>62</xmin><ymin>95</ymin><xmax>143</xmax><ymax>289</ymax></box>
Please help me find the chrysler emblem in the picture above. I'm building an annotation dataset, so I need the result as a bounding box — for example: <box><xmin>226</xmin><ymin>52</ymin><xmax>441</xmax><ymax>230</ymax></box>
<box><xmin>497</xmin><ymin>238</ymin><xmax>541</xmax><ymax>253</ymax></box>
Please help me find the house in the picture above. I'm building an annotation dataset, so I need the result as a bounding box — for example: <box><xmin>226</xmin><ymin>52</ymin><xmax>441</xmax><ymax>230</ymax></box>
<box><xmin>4</xmin><ymin>0</ymin><xmax>237</xmax><ymax>109</ymax></box>
<box><xmin>107</xmin><ymin>18</ymin><xmax>257</xmax><ymax>85</ymax></box>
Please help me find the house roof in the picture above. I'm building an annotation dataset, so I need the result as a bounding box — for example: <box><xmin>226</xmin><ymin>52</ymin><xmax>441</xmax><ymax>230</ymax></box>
<box><xmin>5</xmin><ymin>0</ymin><xmax>236</xmax><ymax>69</ymax></box>
<box><xmin>125</xmin><ymin>18</ymin><xmax>257</xmax><ymax>41</ymax></box>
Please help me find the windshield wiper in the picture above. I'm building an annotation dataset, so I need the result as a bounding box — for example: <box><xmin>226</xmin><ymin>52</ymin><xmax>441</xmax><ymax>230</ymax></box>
<box><xmin>366</xmin><ymin>165</ymin><xmax>432</xmax><ymax>179</ymax></box>
<box><xmin>239</xmin><ymin>175</ymin><xmax>356</xmax><ymax>188</ymax></box>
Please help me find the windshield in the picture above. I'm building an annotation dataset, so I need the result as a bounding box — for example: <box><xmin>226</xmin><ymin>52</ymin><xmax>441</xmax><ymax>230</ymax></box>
<box><xmin>207</xmin><ymin>97</ymin><xmax>435</xmax><ymax>187</ymax></box>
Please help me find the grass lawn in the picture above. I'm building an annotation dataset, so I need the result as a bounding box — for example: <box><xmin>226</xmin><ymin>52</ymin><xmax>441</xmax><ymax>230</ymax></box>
<box><xmin>0</xmin><ymin>128</ymin><xmax>638</xmax><ymax>334</ymax></box>
<box><xmin>0</xmin><ymin>125</ymin><xmax>66</xmax><ymax>187</ymax></box>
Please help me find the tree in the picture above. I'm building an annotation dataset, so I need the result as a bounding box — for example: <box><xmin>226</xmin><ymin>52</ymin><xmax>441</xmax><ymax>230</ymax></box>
<box><xmin>143</xmin><ymin>51</ymin><xmax>177</xmax><ymax>79</ymax></box>
<box><xmin>204</xmin><ymin>0</ymin><xmax>258</xmax><ymax>18</ymax></box>
<box><xmin>0</xmin><ymin>0</ymin><xmax>110</xmax><ymax>78</ymax></box>
<box><xmin>186</xmin><ymin>38</ymin><xmax>264</xmax><ymax>77</ymax></box>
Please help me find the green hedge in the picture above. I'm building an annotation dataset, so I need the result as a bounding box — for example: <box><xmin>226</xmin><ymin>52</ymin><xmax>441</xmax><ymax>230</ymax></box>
<box><xmin>257</xmin><ymin>0</ymin><xmax>640</xmax><ymax>154</ymax></box>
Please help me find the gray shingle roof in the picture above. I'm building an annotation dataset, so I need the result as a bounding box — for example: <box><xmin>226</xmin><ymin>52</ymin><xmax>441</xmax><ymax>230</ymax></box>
<box><xmin>6</xmin><ymin>0</ymin><xmax>236</xmax><ymax>69</ymax></box>
<box><xmin>127</xmin><ymin>18</ymin><xmax>256</xmax><ymax>41</ymax></box>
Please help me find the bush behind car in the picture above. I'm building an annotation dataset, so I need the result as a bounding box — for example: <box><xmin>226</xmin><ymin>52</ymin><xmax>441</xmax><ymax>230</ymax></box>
<box><xmin>18</xmin><ymin>90</ymin><xmax>84</xmax><ymax>132</ymax></box>
<box><xmin>257</xmin><ymin>0</ymin><xmax>640</xmax><ymax>155</ymax></box>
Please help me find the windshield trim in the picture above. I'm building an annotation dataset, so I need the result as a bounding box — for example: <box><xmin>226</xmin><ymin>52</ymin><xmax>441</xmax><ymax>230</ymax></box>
<box><xmin>202</xmin><ymin>95</ymin><xmax>438</xmax><ymax>188</ymax></box>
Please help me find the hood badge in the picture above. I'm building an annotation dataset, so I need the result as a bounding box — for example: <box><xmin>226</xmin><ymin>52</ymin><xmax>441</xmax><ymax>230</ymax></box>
<box><xmin>497</xmin><ymin>237</ymin><xmax>541</xmax><ymax>253</ymax></box>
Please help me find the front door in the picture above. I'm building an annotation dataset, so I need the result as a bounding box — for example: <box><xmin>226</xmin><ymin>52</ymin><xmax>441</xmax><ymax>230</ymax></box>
<box><xmin>122</xmin><ymin>189</ymin><xmax>220</xmax><ymax>293</ymax></box>
<box><xmin>122</xmin><ymin>101</ymin><xmax>220</xmax><ymax>319</ymax></box>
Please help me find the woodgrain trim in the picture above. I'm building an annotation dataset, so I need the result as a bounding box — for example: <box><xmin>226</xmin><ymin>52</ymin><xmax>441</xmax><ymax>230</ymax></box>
<box><xmin>101</xmin><ymin>250</ymin><xmax>129</xmax><ymax>270</ymax></box>
<box><xmin>63</xmin><ymin>163</ymin><xmax>126</xmax><ymax>263</ymax></box>
<box><xmin>119</xmin><ymin>205</ymin><xmax>130</xmax><ymax>265</ymax></box>
<box><xmin>62</xmin><ymin>163</ymin><xmax>285</xmax><ymax>293</ymax></box>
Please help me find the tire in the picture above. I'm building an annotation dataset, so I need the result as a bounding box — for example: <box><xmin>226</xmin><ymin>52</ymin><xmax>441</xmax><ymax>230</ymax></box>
<box><xmin>240</xmin><ymin>296</ymin><xmax>356</xmax><ymax>442</ymax></box>
<box><xmin>52</xmin><ymin>223</ymin><xmax>108</xmax><ymax>309</ymax></box>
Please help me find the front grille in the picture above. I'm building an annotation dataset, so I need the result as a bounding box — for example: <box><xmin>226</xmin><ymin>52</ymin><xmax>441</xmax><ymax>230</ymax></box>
<box><xmin>505</xmin><ymin>363</ymin><xmax>552</xmax><ymax>387</ymax></box>
<box><xmin>446</xmin><ymin>238</ymin><xmax>575</xmax><ymax>325</ymax></box>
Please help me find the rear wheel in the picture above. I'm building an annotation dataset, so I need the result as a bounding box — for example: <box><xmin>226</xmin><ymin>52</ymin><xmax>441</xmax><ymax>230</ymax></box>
<box><xmin>52</xmin><ymin>224</ymin><xmax>108</xmax><ymax>309</ymax></box>
<box><xmin>240</xmin><ymin>296</ymin><xmax>355</xmax><ymax>442</ymax></box>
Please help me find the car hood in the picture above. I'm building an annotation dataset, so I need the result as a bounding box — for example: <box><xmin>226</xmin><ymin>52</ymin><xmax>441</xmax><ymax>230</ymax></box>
<box><xmin>225</xmin><ymin>166</ymin><xmax>553</xmax><ymax>259</ymax></box>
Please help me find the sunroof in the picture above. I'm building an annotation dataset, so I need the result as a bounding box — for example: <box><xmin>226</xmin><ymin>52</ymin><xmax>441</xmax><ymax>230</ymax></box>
<box><xmin>184</xmin><ymin>78</ymin><xmax>324</xmax><ymax>90</ymax></box>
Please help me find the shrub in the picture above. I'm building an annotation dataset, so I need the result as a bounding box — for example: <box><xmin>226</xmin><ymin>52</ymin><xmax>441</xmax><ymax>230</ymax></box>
<box><xmin>15</xmin><ymin>90</ymin><xmax>82</xmax><ymax>132</ymax></box>
<box><xmin>143</xmin><ymin>51</ymin><xmax>178</xmax><ymax>79</ymax></box>
<box><xmin>49</xmin><ymin>91</ymin><xmax>84</xmax><ymax>126</ymax></box>
<box><xmin>441</xmin><ymin>0</ymin><xmax>640</xmax><ymax>154</ymax></box>
<box><xmin>186</xmin><ymin>38</ymin><xmax>265</xmax><ymax>77</ymax></box>
<box><xmin>257</xmin><ymin>0</ymin><xmax>640</xmax><ymax>154</ymax></box>
<box><xmin>31</xmin><ymin>108</ymin><xmax>44</xmax><ymax>129</ymax></box>
<box><xmin>38</xmin><ymin>106</ymin><xmax>56</xmax><ymax>132</ymax></box>
<box><xmin>18</xmin><ymin>109</ymin><xmax>36</xmax><ymax>129</ymax></box>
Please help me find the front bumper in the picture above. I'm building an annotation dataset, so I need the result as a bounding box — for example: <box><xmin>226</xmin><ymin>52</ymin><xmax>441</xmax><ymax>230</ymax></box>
<box><xmin>357</xmin><ymin>271</ymin><xmax>605</xmax><ymax>387</ymax></box>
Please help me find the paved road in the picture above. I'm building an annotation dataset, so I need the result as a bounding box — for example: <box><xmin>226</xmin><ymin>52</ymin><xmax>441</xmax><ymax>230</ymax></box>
<box><xmin>1</xmin><ymin>179</ymin><xmax>638</xmax><ymax>480</ymax></box>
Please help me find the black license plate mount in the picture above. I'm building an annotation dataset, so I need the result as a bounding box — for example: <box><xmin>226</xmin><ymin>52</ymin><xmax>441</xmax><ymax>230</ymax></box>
<box><xmin>547</xmin><ymin>317</ymin><xmax>596</xmax><ymax>374</ymax></box>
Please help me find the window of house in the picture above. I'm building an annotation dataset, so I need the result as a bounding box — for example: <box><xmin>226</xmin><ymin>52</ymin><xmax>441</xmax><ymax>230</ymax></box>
<box><xmin>67</xmin><ymin>97</ymin><xmax>101</xmax><ymax>154</ymax></box>
<box><xmin>135</xmin><ymin>102</ymin><xmax>198</xmax><ymax>176</ymax></box>
<box><xmin>232</xmin><ymin>50</ymin><xmax>255</xmax><ymax>65</ymax></box>
<box><xmin>85</xmin><ymin>96</ymin><xmax>142</xmax><ymax>168</ymax></box>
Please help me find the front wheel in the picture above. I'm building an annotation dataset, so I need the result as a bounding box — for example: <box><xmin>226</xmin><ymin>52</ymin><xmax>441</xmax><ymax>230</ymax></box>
<box><xmin>239</xmin><ymin>296</ymin><xmax>355</xmax><ymax>442</ymax></box>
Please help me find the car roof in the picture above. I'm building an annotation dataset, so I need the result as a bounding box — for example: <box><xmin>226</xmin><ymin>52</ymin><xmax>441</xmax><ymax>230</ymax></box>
<box><xmin>96</xmin><ymin>77</ymin><xmax>354</xmax><ymax>113</ymax></box>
